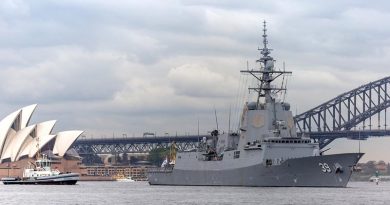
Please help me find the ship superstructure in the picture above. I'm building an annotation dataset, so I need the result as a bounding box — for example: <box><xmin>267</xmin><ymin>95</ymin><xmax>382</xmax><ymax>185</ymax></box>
<box><xmin>148</xmin><ymin>22</ymin><xmax>363</xmax><ymax>187</ymax></box>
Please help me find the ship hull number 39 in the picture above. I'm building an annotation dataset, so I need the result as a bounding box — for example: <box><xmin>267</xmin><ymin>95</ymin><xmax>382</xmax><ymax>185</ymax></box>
<box><xmin>319</xmin><ymin>163</ymin><xmax>332</xmax><ymax>173</ymax></box>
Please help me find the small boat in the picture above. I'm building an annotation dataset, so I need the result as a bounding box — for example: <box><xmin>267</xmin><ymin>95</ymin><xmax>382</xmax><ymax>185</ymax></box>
<box><xmin>369</xmin><ymin>176</ymin><xmax>380</xmax><ymax>185</ymax></box>
<box><xmin>116</xmin><ymin>176</ymin><xmax>135</xmax><ymax>182</ymax></box>
<box><xmin>113</xmin><ymin>174</ymin><xmax>135</xmax><ymax>182</ymax></box>
<box><xmin>369</xmin><ymin>176</ymin><xmax>380</xmax><ymax>182</ymax></box>
<box><xmin>1</xmin><ymin>155</ymin><xmax>80</xmax><ymax>185</ymax></box>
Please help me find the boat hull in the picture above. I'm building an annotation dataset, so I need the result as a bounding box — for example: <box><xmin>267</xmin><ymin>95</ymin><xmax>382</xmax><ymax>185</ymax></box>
<box><xmin>2</xmin><ymin>173</ymin><xmax>80</xmax><ymax>185</ymax></box>
<box><xmin>148</xmin><ymin>153</ymin><xmax>362</xmax><ymax>187</ymax></box>
<box><xmin>116</xmin><ymin>179</ymin><xmax>135</xmax><ymax>182</ymax></box>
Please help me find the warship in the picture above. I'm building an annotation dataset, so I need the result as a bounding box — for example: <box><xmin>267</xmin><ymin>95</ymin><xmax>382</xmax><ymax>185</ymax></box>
<box><xmin>148</xmin><ymin>22</ymin><xmax>363</xmax><ymax>187</ymax></box>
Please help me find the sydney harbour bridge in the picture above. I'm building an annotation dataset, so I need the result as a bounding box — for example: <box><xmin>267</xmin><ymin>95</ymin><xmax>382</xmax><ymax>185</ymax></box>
<box><xmin>72</xmin><ymin>76</ymin><xmax>390</xmax><ymax>163</ymax></box>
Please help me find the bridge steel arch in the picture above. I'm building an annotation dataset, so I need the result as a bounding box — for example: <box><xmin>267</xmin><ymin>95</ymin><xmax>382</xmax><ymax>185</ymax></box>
<box><xmin>294</xmin><ymin>76</ymin><xmax>390</xmax><ymax>148</ymax></box>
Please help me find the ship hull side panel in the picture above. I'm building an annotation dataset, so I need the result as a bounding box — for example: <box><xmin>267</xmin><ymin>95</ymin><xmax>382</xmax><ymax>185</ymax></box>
<box><xmin>148</xmin><ymin>153</ymin><xmax>362</xmax><ymax>187</ymax></box>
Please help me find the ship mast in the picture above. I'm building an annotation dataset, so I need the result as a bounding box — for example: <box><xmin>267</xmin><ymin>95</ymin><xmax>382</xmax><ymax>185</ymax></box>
<box><xmin>241</xmin><ymin>21</ymin><xmax>291</xmax><ymax>106</ymax></box>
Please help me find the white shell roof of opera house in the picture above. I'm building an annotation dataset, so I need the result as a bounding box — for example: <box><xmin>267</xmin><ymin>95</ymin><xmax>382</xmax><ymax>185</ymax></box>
<box><xmin>0</xmin><ymin>104</ymin><xmax>83</xmax><ymax>162</ymax></box>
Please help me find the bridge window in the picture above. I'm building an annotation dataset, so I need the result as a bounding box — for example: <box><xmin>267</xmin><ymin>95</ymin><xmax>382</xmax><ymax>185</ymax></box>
<box><xmin>266</xmin><ymin>159</ymin><xmax>272</xmax><ymax>166</ymax></box>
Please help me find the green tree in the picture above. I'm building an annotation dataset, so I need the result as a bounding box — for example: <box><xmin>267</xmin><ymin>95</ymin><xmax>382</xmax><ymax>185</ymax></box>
<box><xmin>122</xmin><ymin>152</ymin><xmax>129</xmax><ymax>165</ymax></box>
<box><xmin>148</xmin><ymin>147</ymin><xmax>169</xmax><ymax>166</ymax></box>
<box><xmin>363</xmin><ymin>161</ymin><xmax>377</xmax><ymax>175</ymax></box>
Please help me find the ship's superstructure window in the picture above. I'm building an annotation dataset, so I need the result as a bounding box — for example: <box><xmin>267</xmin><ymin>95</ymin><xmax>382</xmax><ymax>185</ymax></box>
<box><xmin>234</xmin><ymin>151</ymin><xmax>240</xmax><ymax>159</ymax></box>
<box><xmin>263</xmin><ymin>139</ymin><xmax>311</xmax><ymax>144</ymax></box>
<box><xmin>266</xmin><ymin>159</ymin><xmax>272</xmax><ymax>166</ymax></box>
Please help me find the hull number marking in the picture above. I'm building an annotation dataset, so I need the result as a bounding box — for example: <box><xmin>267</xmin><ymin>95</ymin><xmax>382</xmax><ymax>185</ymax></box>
<box><xmin>319</xmin><ymin>163</ymin><xmax>332</xmax><ymax>173</ymax></box>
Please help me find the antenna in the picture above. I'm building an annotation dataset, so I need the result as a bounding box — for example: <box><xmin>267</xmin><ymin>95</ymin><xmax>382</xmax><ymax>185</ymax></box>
<box><xmin>214</xmin><ymin>106</ymin><xmax>219</xmax><ymax>131</ymax></box>
<box><xmin>228</xmin><ymin>105</ymin><xmax>231</xmax><ymax>134</ymax></box>
<box><xmin>197</xmin><ymin>118</ymin><xmax>200</xmax><ymax>144</ymax></box>
<box><xmin>358</xmin><ymin>127</ymin><xmax>361</xmax><ymax>155</ymax></box>
<box><xmin>280</xmin><ymin>62</ymin><xmax>286</xmax><ymax>101</ymax></box>
<box><xmin>284</xmin><ymin>77</ymin><xmax>289</xmax><ymax>101</ymax></box>
<box><xmin>197</xmin><ymin>118</ymin><xmax>200</xmax><ymax>137</ymax></box>
<box><xmin>283</xmin><ymin>62</ymin><xmax>289</xmax><ymax>102</ymax></box>
<box><xmin>246</xmin><ymin>61</ymin><xmax>250</xmax><ymax>95</ymax></box>
<box><xmin>242</xmin><ymin>21</ymin><xmax>291</xmax><ymax>106</ymax></box>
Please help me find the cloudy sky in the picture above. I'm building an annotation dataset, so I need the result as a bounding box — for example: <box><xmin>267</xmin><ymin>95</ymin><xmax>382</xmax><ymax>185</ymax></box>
<box><xmin>0</xmin><ymin>0</ymin><xmax>390</xmax><ymax>161</ymax></box>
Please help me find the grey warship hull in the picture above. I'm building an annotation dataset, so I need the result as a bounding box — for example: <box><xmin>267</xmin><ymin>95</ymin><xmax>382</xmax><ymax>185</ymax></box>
<box><xmin>148</xmin><ymin>153</ymin><xmax>362</xmax><ymax>187</ymax></box>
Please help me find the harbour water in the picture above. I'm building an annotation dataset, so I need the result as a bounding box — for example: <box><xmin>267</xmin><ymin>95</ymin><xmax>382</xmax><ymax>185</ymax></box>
<box><xmin>1</xmin><ymin>181</ymin><xmax>389</xmax><ymax>205</ymax></box>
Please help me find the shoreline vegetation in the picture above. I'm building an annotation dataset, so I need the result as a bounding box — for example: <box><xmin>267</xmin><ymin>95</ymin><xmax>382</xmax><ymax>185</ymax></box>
<box><xmin>351</xmin><ymin>160</ymin><xmax>390</xmax><ymax>181</ymax></box>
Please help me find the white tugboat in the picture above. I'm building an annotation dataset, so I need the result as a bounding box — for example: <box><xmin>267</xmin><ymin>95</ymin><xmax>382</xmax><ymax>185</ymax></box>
<box><xmin>2</xmin><ymin>154</ymin><xmax>80</xmax><ymax>185</ymax></box>
<box><xmin>115</xmin><ymin>175</ymin><xmax>135</xmax><ymax>182</ymax></box>
<box><xmin>148</xmin><ymin>22</ymin><xmax>363</xmax><ymax>187</ymax></box>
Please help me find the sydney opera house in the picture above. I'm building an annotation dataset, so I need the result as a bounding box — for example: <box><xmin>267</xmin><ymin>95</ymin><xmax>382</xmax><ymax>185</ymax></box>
<box><xmin>0</xmin><ymin>104</ymin><xmax>84</xmax><ymax>177</ymax></box>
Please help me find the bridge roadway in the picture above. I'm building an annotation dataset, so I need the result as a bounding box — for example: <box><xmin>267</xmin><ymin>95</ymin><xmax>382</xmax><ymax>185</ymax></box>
<box><xmin>73</xmin><ymin>135</ymin><xmax>209</xmax><ymax>155</ymax></box>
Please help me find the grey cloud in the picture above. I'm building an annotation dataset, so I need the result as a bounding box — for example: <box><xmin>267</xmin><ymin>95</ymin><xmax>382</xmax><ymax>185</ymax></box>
<box><xmin>168</xmin><ymin>64</ymin><xmax>237</xmax><ymax>98</ymax></box>
<box><xmin>0</xmin><ymin>46</ymin><xmax>123</xmax><ymax>104</ymax></box>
